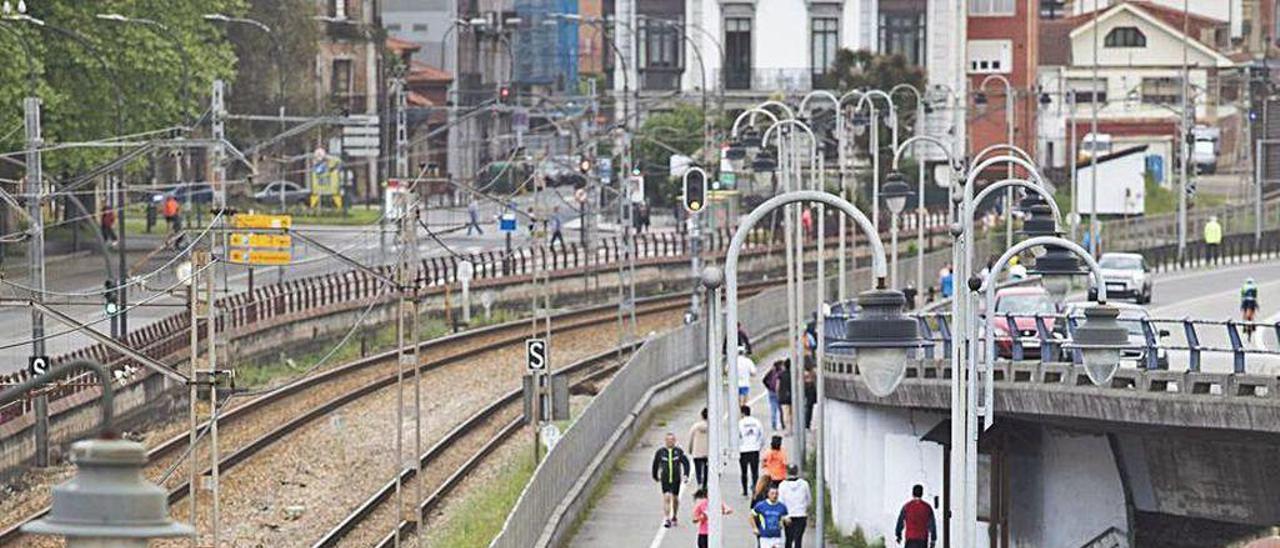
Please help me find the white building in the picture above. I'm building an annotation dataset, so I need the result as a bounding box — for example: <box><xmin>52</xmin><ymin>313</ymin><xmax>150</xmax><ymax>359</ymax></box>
<box><xmin>1036</xmin><ymin>1</ymin><xmax>1238</xmax><ymax>177</ymax></box>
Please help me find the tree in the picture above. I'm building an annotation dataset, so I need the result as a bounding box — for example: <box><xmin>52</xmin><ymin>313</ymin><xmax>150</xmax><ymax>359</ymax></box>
<box><xmin>224</xmin><ymin>0</ymin><xmax>322</xmax><ymax>130</ymax></box>
<box><xmin>634</xmin><ymin>104</ymin><xmax>711</xmax><ymax>207</ymax></box>
<box><xmin>0</xmin><ymin>0</ymin><xmax>243</xmax><ymax>174</ymax></box>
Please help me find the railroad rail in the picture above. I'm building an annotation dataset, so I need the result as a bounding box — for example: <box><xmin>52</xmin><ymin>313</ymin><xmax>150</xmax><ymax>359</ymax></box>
<box><xmin>315</xmin><ymin>344</ymin><xmax>637</xmax><ymax>547</ymax></box>
<box><xmin>0</xmin><ymin>283</ymin><xmax>771</xmax><ymax>545</ymax></box>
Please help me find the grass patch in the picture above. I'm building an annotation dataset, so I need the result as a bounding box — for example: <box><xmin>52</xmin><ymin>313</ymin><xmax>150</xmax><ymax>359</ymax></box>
<box><xmin>283</xmin><ymin>207</ymin><xmax>384</xmax><ymax>226</ymax></box>
<box><xmin>426</xmin><ymin>450</ymin><xmax>537</xmax><ymax>548</ymax></box>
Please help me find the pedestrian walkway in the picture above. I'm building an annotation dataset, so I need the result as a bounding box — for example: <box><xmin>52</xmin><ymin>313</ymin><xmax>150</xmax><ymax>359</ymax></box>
<box><xmin>569</xmin><ymin>348</ymin><xmax>817</xmax><ymax>548</ymax></box>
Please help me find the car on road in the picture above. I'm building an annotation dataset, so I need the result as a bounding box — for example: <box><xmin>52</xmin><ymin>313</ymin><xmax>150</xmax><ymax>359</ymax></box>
<box><xmin>254</xmin><ymin>181</ymin><xmax>311</xmax><ymax>205</ymax></box>
<box><xmin>989</xmin><ymin>286</ymin><xmax>1059</xmax><ymax>359</ymax></box>
<box><xmin>1063</xmin><ymin>302</ymin><xmax>1169</xmax><ymax>368</ymax></box>
<box><xmin>1089</xmin><ymin>252</ymin><xmax>1153</xmax><ymax>304</ymax></box>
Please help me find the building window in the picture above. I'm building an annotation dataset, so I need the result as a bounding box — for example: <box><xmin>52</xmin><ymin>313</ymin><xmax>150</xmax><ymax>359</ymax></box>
<box><xmin>1140</xmin><ymin>77</ymin><xmax>1181</xmax><ymax>105</ymax></box>
<box><xmin>412</xmin><ymin>23</ymin><xmax>428</xmax><ymax>32</ymax></box>
<box><xmin>331</xmin><ymin>0</ymin><xmax>350</xmax><ymax>19</ymax></box>
<box><xmin>725</xmin><ymin>17</ymin><xmax>752</xmax><ymax>90</ymax></box>
<box><xmin>969</xmin><ymin>0</ymin><xmax>1015</xmax><ymax>16</ymax></box>
<box><xmin>879</xmin><ymin>13</ymin><xmax>926</xmax><ymax>66</ymax></box>
<box><xmin>386</xmin><ymin>23</ymin><xmax>402</xmax><ymax>31</ymax></box>
<box><xmin>811</xmin><ymin>18</ymin><xmax>839</xmax><ymax>82</ymax></box>
<box><xmin>1068</xmin><ymin>79</ymin><xmax>1107</xmax><ymax>104</ymax></box>
<box><xmin>967</xmin><ymin>40</ymin><xmax>1011</xmax><ymax>74</ymax></box>
<box><xmin>1040</xmin><ymin>0</ymin><xmax>1066</xmax><ymax>18</ymax></box>
<box><xmin>1104</xmin><ymin>27</ymin><xmax>1146</xmax><ymax>48</ymax></box>
<box><xmin>638</xmin><ymin>21</ymin><xmax>680</xmax><ymax>70</ymax></box>
<box><xmin>332</xmin><ymin>59</ymin><xmax>353</xmax><ymax>97</ymax></box>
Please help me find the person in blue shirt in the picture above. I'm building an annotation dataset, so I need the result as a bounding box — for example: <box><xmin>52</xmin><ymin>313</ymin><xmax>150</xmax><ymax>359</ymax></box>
<box><xmin>549</xmin><ymin>206</ymin><xmax>565</xmax><ymax>251</ymax></box>
<box><xmin>750</xmin><ymin>485</ymin><xmax>790</xmax><ymax>548</ymax></box>
<box><xmin>939</xmin><ymin>266</ymin><xmax>954</xmax><ymax>299</ymax></box>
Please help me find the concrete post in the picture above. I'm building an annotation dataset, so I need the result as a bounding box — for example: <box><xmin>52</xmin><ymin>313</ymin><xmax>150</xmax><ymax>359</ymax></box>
<box><xmin>25</xmin><ymin>96</ymin><xmax>48</xmax><ymax>467</ymax></box>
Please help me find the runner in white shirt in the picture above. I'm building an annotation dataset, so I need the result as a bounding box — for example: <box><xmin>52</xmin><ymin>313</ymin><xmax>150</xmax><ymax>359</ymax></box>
<box><xmin>778</xmin><ymin>465</ymin><xmax>812</xmax><ymax>546</ymax></box>
<box><xmin>736</xmin><ymin>346</ymin><xmax>757</xmax><ymax>407</ymax></box>
<box><xmin>738</xmin><ymin>405</ymin><xmax>764</xmax><ymax>497</ymax></box>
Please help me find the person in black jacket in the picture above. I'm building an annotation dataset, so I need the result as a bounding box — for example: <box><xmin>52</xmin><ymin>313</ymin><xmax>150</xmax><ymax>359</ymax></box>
<box><xmin>653</xmin><ymin>432</ymin><xmax>692</xmax><ymax>528</ymax></box>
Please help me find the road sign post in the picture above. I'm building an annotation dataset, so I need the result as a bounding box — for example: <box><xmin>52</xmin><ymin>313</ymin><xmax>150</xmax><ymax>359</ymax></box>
<box><xmin>525</xmin><ymin>338</ymin><xmax>548</xmax><ymax>463</ymax></box>
<box><xmin>458</xmin><ymin>261</ymin><xmax>474</xmax><ymax>325</ymax></box>
<box><xmin>27</xmin><ymin>356</ymin><xmax>49</xmax><ymax>376</ymax></box>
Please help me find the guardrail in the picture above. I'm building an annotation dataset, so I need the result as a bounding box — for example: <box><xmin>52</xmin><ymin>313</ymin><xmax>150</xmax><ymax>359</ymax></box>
<box><xmin>0</xmin><ymin>220</ymin><xmax>935</xmax><ymax>426</ymax></box>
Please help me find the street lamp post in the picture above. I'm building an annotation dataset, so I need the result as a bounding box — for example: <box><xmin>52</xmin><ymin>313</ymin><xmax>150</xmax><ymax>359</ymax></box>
<box><xmin>720</xmin><ymin>189</ymin><xmax>891</xmax><ymax>548</ymax></box>
<box><xmin>882</xmin><ymin>174</ymin><xmax>913</xmax><ymax>288</ymax></box>
<box><xmin>762</xmin><ymin>119</ymin><xmax>819</xmax><ymax>459</ymax></box>
<box><xmin>890</xmin><ymin>84</ymin><xmax>927</xmax><ymax>292</ymax></box>
<box><xmin>977</xmin><ymin>74</ymin><xmax>1017</xmax><ymax>249</ymax></box>
<box><xmin>204</xmin><ymin>14</ymin><xmax>285</xmax><ymax>118</ymax></box>
<box><xmin>892</xmin><ymin>135</ymin><xmax>957</xmax><ymax>298</ymax></box>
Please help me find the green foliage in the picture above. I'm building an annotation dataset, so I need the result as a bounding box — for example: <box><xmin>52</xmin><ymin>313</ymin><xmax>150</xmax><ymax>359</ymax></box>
<box><xmin>824</xmin><ymin>49</ymin><xmax>927</xmax><ymax>108</ymax></box>
<box><xmin>0</xmin><ymin>1</ymin><xmax>245</xmax><ymax>173</ymax></box>
<box><xmin>635</xmin><ymin>104</ymin><xmax>711</xmax><ymax>207</ymax></box>
<box><xmin>224</xmin><ymin>0</ymin><xmax>321</xmax><ymax>124</ymax></box>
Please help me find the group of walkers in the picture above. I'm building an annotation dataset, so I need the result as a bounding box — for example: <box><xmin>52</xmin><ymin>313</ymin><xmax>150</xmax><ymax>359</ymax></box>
<box><xmin>651</xmin><ymin>338</ymin><xmax>817</xmax><ymax>547</ymax></box>
<box><xmin>649</xmin><ymin>327</ymin><xmax>938</xmax><ymax>548</ymax></box>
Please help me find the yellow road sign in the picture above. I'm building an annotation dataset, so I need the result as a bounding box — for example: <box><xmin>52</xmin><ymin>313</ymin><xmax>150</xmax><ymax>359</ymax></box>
<box><xmin>229</xmin><ymin>233</ymin><xmax>292</xmax><ymax>248</ymax></box>
<box><xmin>228</xmin><ymin>248</ymin><xmax>292</xmax><ymax>266</ymax></box>
<box><xmin>232</xmin><ymin>213</ymin><xmax>292</xmax><ymax>230</ymax></box>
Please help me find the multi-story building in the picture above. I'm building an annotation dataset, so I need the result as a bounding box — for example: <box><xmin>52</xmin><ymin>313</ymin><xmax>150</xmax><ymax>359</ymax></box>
<box><xmin>1036</xmin><ymin>1</ymin><xmax>1239</xmax><ymax>176</ymax></box>
<box><xmin>316</xmin><ymin>0</ymin><xmax>383</xmax><ymax>202</ymax></box>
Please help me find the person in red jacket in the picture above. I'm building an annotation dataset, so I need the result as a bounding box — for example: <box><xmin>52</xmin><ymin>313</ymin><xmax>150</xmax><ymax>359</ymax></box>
<box><xmin>895</xmin><ymin>484</ymin><xmax>937</xmax><ymax>548</ymax></box>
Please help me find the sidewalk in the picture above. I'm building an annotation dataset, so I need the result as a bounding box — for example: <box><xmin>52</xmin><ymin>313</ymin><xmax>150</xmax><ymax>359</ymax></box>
<box><xmin>570</xmin><ymin>348</ymin><xmax>817</xmax><ymax>548</ymax></box>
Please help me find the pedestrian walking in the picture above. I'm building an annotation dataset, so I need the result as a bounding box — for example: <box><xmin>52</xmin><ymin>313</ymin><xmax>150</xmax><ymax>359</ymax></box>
<box><xmin>549</xmin><ymin>206</ymin><xmax>565</xmax><ymax>251</ymax></box>
<box><xmin>750</xmin><ymin>485</ymin><xmax>790</xmax><ymax>548</ymax></box>
<box><xmin>801</xmin><ymin>207</ymin><xmax>813</xmax><ymax>238</ymax></box>
<box><xmin>691</xmin><ymin>488</ymin><xmax>732</xmax><ymax>548</ymax></box>
<box><xmin>764</xmin><ymin>361</ymin><xmax>784</xmax><ymax>430</ymax></box>
<box><xmin>736</xmin><ymin>346</ymin><xmax>757</xmax><ymax>407</ymax></box>
<box><xmin>750</xmin><ymin>473</ymin><xmax>774</xmax><ymax>507</ymax></box>
<box><xmin>738</xmin><ymin>323</ymin><xmax>754</xmax><ymax>356</ymax></box>
<box><xmin>162</xmin><ymin>195</ymin><xmax>184</xmax><ymax>249</ymax></box>
<box><xmin>100</xmin><ymin>208</ymin><xmax>117</xmax><ymax>247</ymax></box>
<box><xmin>762</xmin><ymin>435</ymin><xmax>787</xmax><ymax>483</ymax></box>
<box><xmin>145</xmin><ymin>194</ymin><xmax>159</xmax><ymax>233</ymax></box>
<box><xmin>466</xmin><ymin>197</ymin><xmax>484</xmax><ymax>235</ymax></box>
<box><xmin>651</xmin><ymin>432</ymin><xmax>691</xmax><ymax>528</ymax></box>
<box><xmin>777</xmin><ymin>361</ymin><xmax>793</xmax><ymax>434</ymax></box>
<box><xmin>894</xmin><ymin>484</ymin><xmax>938</xmax><ymax>548</ymax></box>
<box><xmin>802</xmin><ymin>362</ymin><xmax>816</xmax><ymax>431</ymax></box>
<box><xmin>687</xmin><ymin>408</ymin><xmax>710</xmax><ymax>489</ymax></box>
<box><xmin>1204</xmin><ymin>215</ymin><xmax>1223</xmax><ymax>265</ymax></box>
<box><xmin>738</xmin><ymin>405</ymin><xmax>764</xmax><ymax>497</ymax></box>
<box><xmin>939</xmin><ymin>266</ymin><xmax>954</xmax><ymax>299</ymax></box>
<box><xmin>779</xmin><ymin>465</ymin><xmax>811</xmax><ymax>548</ymax></box>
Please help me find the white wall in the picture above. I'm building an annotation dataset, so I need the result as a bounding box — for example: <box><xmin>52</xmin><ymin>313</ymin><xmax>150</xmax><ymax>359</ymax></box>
<box><xmin>825</xmin><ymin>400</ymin><xmax>946</xmax><ymax>544</ymax></box>
<box><xmin>1071</xmin><ymin>7</ymin><xmax>1229</xmax><ymax>69</ymax></box>
<box><xmin>1072</xmin><ymin>0</ymin><xmax>1244</xmax><ymax>37</ymax></box>
<box><xmin>686</xmin><ymin>0</ymin><xmax>877</xmax><ymax>93</ymax></box>
<box><xmin>1075</xmin><ymin>146</ymin><xmax>1147</xmax><ymax>215</ymax></box>
<box><xmin>1008</xmin><ymin>427</ymin><xmax>1130</xmax><ymax>547</ymax></box>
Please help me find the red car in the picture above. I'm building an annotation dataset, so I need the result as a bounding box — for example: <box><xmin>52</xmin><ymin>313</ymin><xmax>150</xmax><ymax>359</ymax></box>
<box><xmin>989</xmin><ymin>286</ymin><xmax>1058</xmax><ymax>359</ymax></box>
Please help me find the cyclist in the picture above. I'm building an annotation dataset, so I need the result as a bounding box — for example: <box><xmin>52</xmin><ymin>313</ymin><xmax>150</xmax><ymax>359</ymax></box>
<box><xmin>1241</xmin><ymin>278</ymin><xmax>1260</xmax><ymax>341</ymax></box>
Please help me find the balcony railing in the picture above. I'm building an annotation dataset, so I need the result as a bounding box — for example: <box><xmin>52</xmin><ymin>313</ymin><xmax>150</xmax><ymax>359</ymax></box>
<box><xmin>721</xmin><ymin>67</ymin><xmax>814</xmax><ymax>93</ymax></box>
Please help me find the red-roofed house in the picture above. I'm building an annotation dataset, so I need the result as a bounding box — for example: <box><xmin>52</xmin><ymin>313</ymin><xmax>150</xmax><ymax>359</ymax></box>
<box><xmin>1035</xmin><ymin>0</ymin><xmax>1240</xmax><ymax>198</ymax></box>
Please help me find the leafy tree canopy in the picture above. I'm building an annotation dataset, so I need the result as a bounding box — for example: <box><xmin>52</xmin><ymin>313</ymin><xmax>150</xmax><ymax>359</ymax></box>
<box><xmin>0</xmin><ymin>0</ymin><xmax>244</xmax><ymax>173</ymax></box>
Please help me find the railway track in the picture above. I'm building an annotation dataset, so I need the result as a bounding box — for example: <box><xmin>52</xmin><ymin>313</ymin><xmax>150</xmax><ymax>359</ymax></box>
<box><xmin>314</xmin><ymin>345</ymin><xmax>635</xmax><ymax>547</ymax></box>
<box><xmin>0</xmin><ymin>282</ymin><xmax>772</xmax><ymax>545</ymax></box>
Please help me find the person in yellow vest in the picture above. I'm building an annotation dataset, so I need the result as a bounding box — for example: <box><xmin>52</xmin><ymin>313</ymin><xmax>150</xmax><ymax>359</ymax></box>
<box><xmin>1204</xmin><ymin>215</ymin><xmax>1223</xmax><ymax>265</ymax></box>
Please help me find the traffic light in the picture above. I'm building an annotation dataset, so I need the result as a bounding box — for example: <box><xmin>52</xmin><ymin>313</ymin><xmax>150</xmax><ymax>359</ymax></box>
<box><xmin>104</xmin><ymin>279</ymin><xmax>119</xmax><ymax>316</ymax></box>
<box><xmin>682</xmin><ymin>168</ymin><xmax>707</xmax><ymax>214</ymax></box>
<box><xmin>579</xmin><ymin>157</ymin><xmax>591</xmax><ymax>174</ymax></box>
<box><xmin>497</xmin><ymin>85</ymin><xmax>512</xmax><ymax>104</ymax></box>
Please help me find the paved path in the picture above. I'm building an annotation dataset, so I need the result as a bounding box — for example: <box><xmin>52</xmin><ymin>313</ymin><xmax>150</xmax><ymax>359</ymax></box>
<box><xmin>570</xmin><ymin>348</ymin><xmax>818</xmax><ymax>548</ymax></box>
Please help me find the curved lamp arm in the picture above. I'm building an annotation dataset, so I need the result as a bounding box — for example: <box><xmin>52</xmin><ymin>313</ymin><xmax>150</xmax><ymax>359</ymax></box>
<box><xmin>0</xmin><ymin>360</ymin><xmax>116</xmax><ymax>437</ymax></box>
